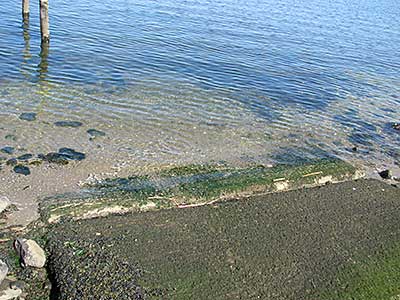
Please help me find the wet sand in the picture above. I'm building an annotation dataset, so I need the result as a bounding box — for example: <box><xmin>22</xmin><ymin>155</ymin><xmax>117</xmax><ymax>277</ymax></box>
<box><xmin>46</xmin><ymin>179</ymin><xmax>400</xmax><ymax>300</ymax></box>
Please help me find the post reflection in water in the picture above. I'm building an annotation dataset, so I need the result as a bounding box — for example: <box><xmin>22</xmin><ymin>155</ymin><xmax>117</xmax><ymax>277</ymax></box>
<box><xmin>37</xmin><ymin>42</ymin><xmax>52</xmax><ymax>105</ymax></box>
<box><xmin>38</xmin><ymin>43</ymin><xmax>49</xmax><ymax>81</ymax></box>
<box><xmin>21</xmin><ymin>17</ymin><xmax>32</xmax><ymax>79</ymax></box>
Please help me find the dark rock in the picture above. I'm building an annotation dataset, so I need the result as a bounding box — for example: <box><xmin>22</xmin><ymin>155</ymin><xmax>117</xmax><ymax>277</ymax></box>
<box><xmin>393</xmin><ymin>123</ymin><xmax>400</xmax><ymax>131</ymax></box>
<box><xmin>6</xmin><ymin>158</ymin><xmax>18</xmax><ymax>166</ymax></box>
<box><xmin>378</xmin><ymin>169</ymin><xmax>391</xmax><ymax>179</ymax></box>
<box><xmin>17</xmin><ymin>154</ymin><xmax>33</xmax><ymax>161</ymax></box>
<box><xmin>40</xmin><ymin>153</ymin><xmax>69</xmax><ymax>165</ymax></box>
<box><xmin>13</xmin><ymin>165</ymin><xmax>30</xmax><ymax>176</ymax></box>
<box><xmin>351</xmin><ymin>147</ymin><xmax>358</xmax><ymax>152</ymax></box>
<box><xmin>87</xmin><ymin>129</ymin><xmax>106</xmax><ymax>137</ymax></box>
<box><xmin>19</xmin><ymin>112</ymin><xmax>37</xmax><ymax>121</ymax></box>
<box><xmin>54</xmin><ymin>121</ymin><xmax>83</xmax><ymax>128</ymax></box>
<box><xmin>0</xmin><ymin>147</ymin><xmax>15</xmax><ymax>155</ymax></box>
<box><xmin>58</xmin><ymin>148</ymin><xmax>86</xmax><ymax>161</ymax></box>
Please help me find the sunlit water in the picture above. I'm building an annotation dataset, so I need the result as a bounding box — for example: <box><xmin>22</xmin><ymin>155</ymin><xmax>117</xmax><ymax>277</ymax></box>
<box><xmin>0</xmin><ymin>0</ymin><xmax>399</xmax><ymax>174</ymax></box>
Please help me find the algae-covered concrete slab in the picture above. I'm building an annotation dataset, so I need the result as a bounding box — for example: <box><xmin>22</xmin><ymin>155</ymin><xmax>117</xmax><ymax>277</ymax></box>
<box><xmin>40</xmin><ymin>159</ymin><xmax>360</xmax><ymax>223</ymax></box>
<box><xmin>46</xmin><ymin>179</ymin><xmax>400</xmax><ymax>300</ymax></box>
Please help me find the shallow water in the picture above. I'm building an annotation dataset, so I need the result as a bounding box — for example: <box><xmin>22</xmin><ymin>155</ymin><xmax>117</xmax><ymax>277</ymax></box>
<box><xmin>0</xmin><ymin>0</ymin><xmax>399</xmax><ymax>177</ymax></box>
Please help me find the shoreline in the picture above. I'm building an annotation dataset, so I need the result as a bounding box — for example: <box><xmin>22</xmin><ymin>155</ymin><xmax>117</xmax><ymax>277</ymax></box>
<box><xmin>1</xmin><ymin>178</ymin><xmax>398</xmax><ymax>299</ymax></box>
<box><xmin>0</xmin><ymin>159</ymin><xmax>399</xmax><ymax>299</ymax></box>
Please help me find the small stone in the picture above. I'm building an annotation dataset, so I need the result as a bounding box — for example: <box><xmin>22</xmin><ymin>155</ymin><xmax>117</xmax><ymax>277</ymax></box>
<box><xmin>58</xmin><ymin>148</ymin><xmax>86</xmax><ymax>161</ymax></box>
<box><xmin>87</xmin><ymin>129</ymin><xmax>106</xmax><ymax>137</ymax></box>
<box><xmin>54</xmin><ymin>121</ymin><xmax>83</xmax><ymax>128</ymax></box>
<box><xmin>4</xmin><ymin>135</ymin><xmax>17</xmax><ymax>141</ymax></box>
<box><xmin>378</xmin><ymin>169</ymin><xmax>391</xmax><ymax>179</ymax></box>
<box><xmin>392</xmin><ymin>123</ymin><xmax>400</xmax><ymax>131</ymax></box>
<box><xmin>5</xmin><ymin>159</ymin><xmax>17</xmax><ymax>167</ymax></box>
<box><xmin>0</xmin><ymin>147</ymin><xmax>14</xmax><ymax>155</ymax></box>
<box><xmin>9</xmin><ymin>281</ymin><xmax>25</xmax><ymax>290</ymax></box>
<box><xmin>13</xmin><ymin>165</ymin><xmax>30</xmax><ymax>176</ymax></box>
<box><xmin>351</xmin><ymin>147</ymin><xmax>357</xmax><ymax>152</ymax></box>
<box><xmin>16</xmin><ymin>154</ymin><xmax>33</xmax><ymax>161</ymax></box>
<box><xmin>0</xmin><ymin>196</ymin><xmax>11</xmax><ymax>214</ymax></box>
<box><xmin>0</xmin><ymin>260</ymin><xmax>8</xmax><ymax>285</ymax></box>
<box><xmin>19</xmin><ymin>113</ymin><xmax>37</xmax><ymax>122</ymax></box>
<box><xmin>14</xmin><ymin>239</ymin><xmax>46</xmax><ymax>268</ymax></box>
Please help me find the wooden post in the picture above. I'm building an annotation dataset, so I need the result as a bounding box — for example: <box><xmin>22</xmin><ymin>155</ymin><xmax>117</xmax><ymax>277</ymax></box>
<box><xmin>39</xmin><ymin>0</ymin><xmax>49</xmax><ymax>43</ymax></box>
<box><xmin>22</xmin><ymin>0</ymin><xmax>29</xmax><ymax>20</ymax></box>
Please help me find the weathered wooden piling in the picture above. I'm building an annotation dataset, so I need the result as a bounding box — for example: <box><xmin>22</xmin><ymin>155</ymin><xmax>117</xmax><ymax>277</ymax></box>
<box><xmin>22</xmin><ymin>0</ymin><xmax>29</xmax><ymax>19</ymax></box>
<box><xmin>39</xmin><ymin>0</ymin><xmax>50</xmax><ymax>43</ymax></box>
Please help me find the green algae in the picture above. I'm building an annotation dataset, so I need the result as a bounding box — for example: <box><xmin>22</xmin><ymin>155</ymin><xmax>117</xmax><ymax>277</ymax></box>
<box><xmin>44</xmin><ymin>179</ymin><xmax>400</xmax><ymax>300</ymax></box>
<box><xmin>40</xmin><ymin>159</ymin><xmax>359</xmax><ymax>223</ymax></box>
<box><xmin>317</xmin><ymin>243</ymin><xmax>400</xmax><ymax>300</ymax></box>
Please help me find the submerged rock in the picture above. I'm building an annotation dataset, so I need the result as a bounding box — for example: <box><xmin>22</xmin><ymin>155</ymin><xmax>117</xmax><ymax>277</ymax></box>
<box><xmin>0</xmin><ymin>260</ymin><xmax>8</xmax><ymax>285</ymax></box>
<box><xmin>87</xmin><ymin>129</ymin><xmax>106</xmax><ymax>137</ymax></box>
<box><xmin>39</xmin><ymin>153</ymin><xmax>69</xmax><ymax>165</ymax></box>
<box><xmin>5</xmin><ymin>159</ymin><xmax>17</xmax><ymax>167</ymax></box>
<box><xmin>0</xmin><ymin>147</ymin><xmax>14</xmax><ymax>155</ymax></box>
<box><xmin>13</xmin><ymin>165</ymin><xmax>30</xmax><ymax>176</ymax></box>
<box><xmin>54</xmin><ymin>121</ymin><xmax>83</xmax><ymax>128</ymax></box>
<box><xmin>19</xmin><ymin>112</ymin><xmax>37</xmax><ymax>122</ymax></box>
<box><xmin>4</xmin><ymin>135</ymin><xmax>17</xmax><ymax>142</ymax></box>
<box><xmin>17</xmin><ymin>154</ymin><xmax>33</xmax><ymax>161</ymax></box>
<box><xmin>14</xmin><ymin>239</ymin><xmax>46</xmax><ymax>268</ymax></box>
<box><xmin>58</xmin><ymin>148</ymin><xmax>86</xmax><ymax>161</ymax></box>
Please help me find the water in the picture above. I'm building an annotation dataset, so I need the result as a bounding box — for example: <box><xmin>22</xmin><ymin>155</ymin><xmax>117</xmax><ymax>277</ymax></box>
<box><xmin>0</xmin><ymin>0</ymin><xmax>399</xmax><ymax>173</ymax></box>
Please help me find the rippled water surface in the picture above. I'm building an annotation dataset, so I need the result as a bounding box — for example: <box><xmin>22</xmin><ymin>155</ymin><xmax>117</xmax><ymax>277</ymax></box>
<box><xmin>0</xmin><ymin>0</ymin><xmax>399</xmax><ymax>171</ymax></box>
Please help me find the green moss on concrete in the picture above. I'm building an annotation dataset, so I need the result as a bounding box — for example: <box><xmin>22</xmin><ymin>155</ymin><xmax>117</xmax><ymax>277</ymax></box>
<box><xmin>44</xmin><ymin>179</ymin><xmax>400</xmax><ymax>300</ymax></box>
<box><xmin>40</xmin><ymin>159</ymin><xmax>359</xmax><ymax>222</ymax></box>
<box><xmin>317</xmin><ymin>244</ymin><xmax>400</xmax><ymax>300</ymax></box>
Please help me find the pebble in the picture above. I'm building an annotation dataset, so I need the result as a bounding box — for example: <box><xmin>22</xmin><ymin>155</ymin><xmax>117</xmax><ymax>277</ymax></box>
<box><xmin>58</xmin><ymin>148</ymin><xmax>86</xmax><ymax>161</ymax></box>
<box><xmin>16</xmin><ymin>154</ymin><xmax>33</xmax><ymax>161</ymax></box>
<box><xmin>54</xmin><ymin>121</ymin><xmax>83</xmax><ymax>128</ymax></box>
<box><xmin>13</xmin><ymin>165</ymin><xmax>31</xmax><ymax>176</ymax></box>
<box><xmin>87</xmin><ymin>129</ymin><xmax>106</xmax><ymax>137</ymax></box>
<box><xmin>19</xmin><ymin>113</ymin><xmax>37</xmax><ymax>122</ymax></box>
<box><xmin>9</xmin><ymin>281</ymin><xmax>25</xmax><ymax>291</ymax></box>
<box><xmin>4</xmin><ymin>135</ymin><xmax>17</xmax><ymax>141</ymax></box>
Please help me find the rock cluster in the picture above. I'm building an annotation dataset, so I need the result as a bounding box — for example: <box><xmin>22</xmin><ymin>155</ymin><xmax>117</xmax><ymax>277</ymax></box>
<box><xmin>0</xmin><ymin>237</ymin><xmax>47</xmax><ymax>299</ymax></box>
